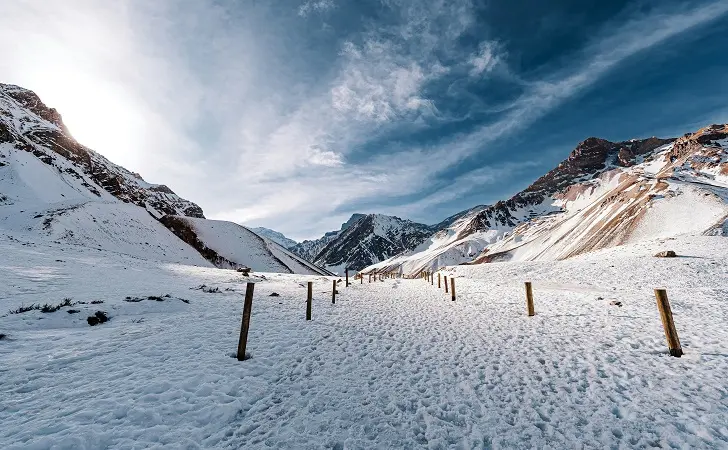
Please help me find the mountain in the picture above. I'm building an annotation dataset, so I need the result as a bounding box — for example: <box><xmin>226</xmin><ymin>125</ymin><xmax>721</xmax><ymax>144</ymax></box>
<box><xmin>163</xmin><ymin>217</ymin><xmax>331</xmax><ymax>275</ymax></box>
<box><xmin>0</xmin><ymin>83</ymin><xmax>329</xmax><ymax>274</ymax></box>
<box><xmin>364</xmin><ymin>125</ymin><xmax>728</xmax><ymax>275</ymax></box>
<box><xmin>291</xmin><ymin>213</ymin><xmax>433</xmax><ymax>273</ymax></box>
<box><xmin>250</xmin><ymin>227</ymin><xmax>298</xmax><ymax>249</ymax></box>
<box><xmin>289</xmin><ymin>213</ymin><xmax>366</xmax><ymax>262</ymax></box>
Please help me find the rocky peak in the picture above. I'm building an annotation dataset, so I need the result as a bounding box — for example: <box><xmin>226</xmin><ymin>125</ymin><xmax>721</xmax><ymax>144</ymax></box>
<box><xmin>341</xmin><ymin>213</ymin><xmax>366</xmax><ymax>231</ymax></box>
<box><xmin>0</xmin><ymin>83</ymin><xmax>205</xmax><ymax>219</ymax></box>
<box><xmin>0</xmin><ymin>83</ymin><xmax>68</xmax><ymax>133</ymax></box>
<box><xmin>465</xmin><ymin>135</ymin><xmax>673</xmax><ymax>234</ymax></box>
<box><xmin>669</xmin><ymin>124</ymin><xmax>728</xmax><ymax>160</ymax></box>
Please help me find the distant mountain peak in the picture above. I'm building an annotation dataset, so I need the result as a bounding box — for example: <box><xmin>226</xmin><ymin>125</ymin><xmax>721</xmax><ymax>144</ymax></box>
<box><xmin>341</xmin><ymin>213</ymin><xmax>366</xmax><ymax>231</ymax></box>
<box><xmin>290</xmin><ymin>212</ymin><xmax>433</xmax><ymax>272</ymax></box>
<box><xmin>250</xmin><ymin>227</ymin><xmax>298</xmax><ymax>249</ymax></box>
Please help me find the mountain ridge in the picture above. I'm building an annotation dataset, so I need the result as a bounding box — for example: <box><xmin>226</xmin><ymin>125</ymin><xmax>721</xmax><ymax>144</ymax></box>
<box><xmin>362</xmin><ymin>126</ymin><xmax>727</xmax><ymax>275</ymax></box>
<box><xmin>0</xmin><ymin>83</ymin><xmax>329</xmax><ymax>275</ymax></box>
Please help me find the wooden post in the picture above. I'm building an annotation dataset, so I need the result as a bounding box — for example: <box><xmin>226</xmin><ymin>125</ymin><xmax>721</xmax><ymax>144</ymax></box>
<box><xmin>368</xmin><ymin>274</ymin><xmax>371</xmax><ymax>283</ymax></box>
<box><xmin>345</xmin><ymin>268</ymin><xmax>349</xmax><ymax>287</ymax></box>
<box><xmin>236</xmin><ymin>282</ymin><xmax>255</xmax><ymax>361</ymax></box>
<box><xmin>360</xmin><ymin>273</ymin><xmax>363</xmax><ymax>284</ymax></box>
<box><xmin>525</xmin><ymin>281</ymin><xmax>535</xmax><ymax>316</ymax></box>
<box><xmin>437</xmin><ymin>273</ymin><xmax>441</xmax><ymax>288</ymax></box>
<box><xmin>444</xmin><ymin>276</ymin><xmax>448</xmax><ymax>293</ymax></box>
<box><xmin>431</xmin><ymin>273</ymin><xmax>434</xmax><ymax>286</ymax></box>
<box><xmin>332</xmin><ymin>279</ymin><xmax>336</xmax><ymax>304</ymax></box>
<box><xmin>450</xmin><ymin>277</ymin><xmax>456</xmax><ymax>301</ymax></box>
<box><xmin>654</xmin><ymin>289</ymin><xmax>683</xmax><ymax>357</ymax></box>
<box><xmin>306</xmin><ymin>281</ymin><xmax>312</xmax><ymax>320</ymax></box>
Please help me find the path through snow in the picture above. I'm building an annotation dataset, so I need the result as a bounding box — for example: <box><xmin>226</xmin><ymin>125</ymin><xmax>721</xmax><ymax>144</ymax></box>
<box><xmin>1</xmin><ymin>236</ymin><xmax>727</xmax><ymax>448</ymax></box>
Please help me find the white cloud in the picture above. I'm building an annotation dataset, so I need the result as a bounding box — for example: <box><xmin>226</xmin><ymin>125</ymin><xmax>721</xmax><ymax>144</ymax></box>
<box><xmin>2</xmin><ymin>0</ymin><xmax>726</xmax><ymax>241</ymax></box>
<box><xmin>469</xmin><ymin>41</ymin><xmax>501</xmax><ymax>77</ymax></box>
<box><xmin>298</xmin><ymin>0</ymin><xmax>335</xmax><ymax>17</ymax></box>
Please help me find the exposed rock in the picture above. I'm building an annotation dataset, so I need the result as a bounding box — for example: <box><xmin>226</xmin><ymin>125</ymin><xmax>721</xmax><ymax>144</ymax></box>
<box><xmin>654</xmin><ymin>250</ymin><xmax>677</xmax><ymax>257</ymax></box>
<box><xmin>616</xmin><ymin>148</ymin><xmax>635</xmax><ymax>167</ymax></box>
<box><xmin>159</xmin><ymin>215</ymin><xmax>244</xmax><ymax>269</ymax></box>
<box><xmin>308</xmin><ymin>214</ymin><xmax>433</xmax><ymax>271</ymax></box>
<box><xmin>87</xmin><ymin>311</ymin><xmax>109</xmax><ymax>326</ymax></box>
<box><xmin>463</xmin><ymin>136</ymin><xmax>673</xmax><ymax>235</ymax></box>
<box><xmin>0</xmin><ymin>83</ymin><xmax>205</xmax><ymax>219</ymax></box>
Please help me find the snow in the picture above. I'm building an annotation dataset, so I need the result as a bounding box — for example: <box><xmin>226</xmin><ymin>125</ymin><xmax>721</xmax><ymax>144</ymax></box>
<box><xmin>176</xmin><ymin>217</ymin><xmax>328</xmax><ymax>275</ymax></box>
<box><xmin>629</xmin><ymin>183</ymin><xmax>727</xmax><ymax>242</ymax></box>
<box><xmin>2</xmin><ymin>233</ymin><xmax>727</xmax><ymax>448</ymax></box>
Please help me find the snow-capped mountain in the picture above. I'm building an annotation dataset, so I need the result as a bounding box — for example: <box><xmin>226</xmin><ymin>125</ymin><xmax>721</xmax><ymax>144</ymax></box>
<box><xmin>364</xmin><ymin>125</ymin><xmax>728</xmax><ymax>275</ymax></box>
<box><xmin>291</xmin><ymin>213</ymin><xmax>433</xmax><ymax>273</ymax></box>
<box><xmin>0</xmin><ymin>83</ymin><xmax>329</xmax><ymax>275</ymax></box>
<box><xmin>250</xmin><ymin>227</ymin><xmax>298</xmax><ymax>249</ymax></box>
<box><xmin>0</xmin><ymin>83</ymin><xmax>204</xmax><ymax>219</ymax></box>
<box><xmin>289</xmin><ymin>213</ymin><xmax>366</xmax><ymax>262</ymax></box>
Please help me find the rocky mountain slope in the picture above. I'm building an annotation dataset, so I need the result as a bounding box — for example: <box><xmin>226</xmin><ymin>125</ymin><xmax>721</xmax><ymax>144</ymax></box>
<box><xmin>290</xmin><ymin>213</ymin><xmax>433</xmax><ymax>273</ymax></box>
<box><xmin>364</xmin><ymin>125</ymin><xmax>728</xmax><ymax>275</ymax></box>
<box><xmin>0</xmin><ymin>83</ymin><xmax>328</xmax><ymax>274</ymax></box>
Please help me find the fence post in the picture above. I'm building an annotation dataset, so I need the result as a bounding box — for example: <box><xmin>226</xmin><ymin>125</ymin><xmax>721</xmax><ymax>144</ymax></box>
<box><xmin>306</xmin><ymin>281</ymin><xmax>313</xmax><ymax>320</ymax></box>
<box><xmin>431</xmin><ymin>273</ymin><xmax>434</xmax><ymax>286</ymax></box>
<box><xmin>438</xmin><ymin>273</ymin><xmax>441</xmax><ymax>288</ymax></box>
<box><xmin>450</xmin><ymin>277</ymin><xmax>456</xmax><ymax>301</ymax></box>
<box><xmin>654</xmin><ymin>289</ymin><xmax>683</xmax><ymax>357</ymax></box>
<box><xmin>346</xmin><ymin>268</ymin><xmax>349</xmax><ymax>287</ymax></box>
<box><xmin>444</xmin><ymin>276</ymin><xmax>448</xmax><ymax>293</ymax></box>
<box><xmin>361</xmin><ymin>273</ymin><xmax>363</xmax><ymax>284</ymax></box>
<box><xmin>525</xmin><ymin>282</ymin><xmax>535</xmax><ymax>316</ymax></box>
<box><xmin>237</xmin><ymin>282</ymin><xmax>255</xmax><ymax>361</ymax></box>
<box><xmin>332</xmin><ymin>279</ymin><xmax>336</xmax><ymax>304</ymax></box>
<box><xmin>368</xmin><ymin>274</ymin><xmax>371</xmax><ymax>283</ymax></box>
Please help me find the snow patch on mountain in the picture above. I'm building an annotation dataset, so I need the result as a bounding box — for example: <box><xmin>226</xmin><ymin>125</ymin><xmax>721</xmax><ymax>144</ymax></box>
<box><xmin>250</xmin><ymin>227</ymin><xmax>298</xmax><ymax>249</ymax></box>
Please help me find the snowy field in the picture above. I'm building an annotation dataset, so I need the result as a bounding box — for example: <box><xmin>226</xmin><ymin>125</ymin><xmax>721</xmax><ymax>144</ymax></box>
<box><xmin>1</xmin><ymin>235</ymin><xmax>727</xmax><ymax>449</ymax></box>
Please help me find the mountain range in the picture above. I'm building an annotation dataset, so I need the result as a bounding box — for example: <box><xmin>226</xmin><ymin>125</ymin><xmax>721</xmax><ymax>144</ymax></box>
<box><xmin>257</xmin><ymin>129</ymin><xmax>727</xmax><ymax>275</ymax></box>
<box><xmin>363</xmin><ymin>126</ymin><xmax>728</xmax><ymax>275</ymax></box>
<box><xmin>3</xmin><ymin>82</ymin><xmax>726</xmax><ymax>277</ymax></box>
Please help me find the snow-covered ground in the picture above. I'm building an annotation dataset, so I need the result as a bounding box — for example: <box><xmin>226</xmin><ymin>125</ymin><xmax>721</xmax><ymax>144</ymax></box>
<box><xmin>1</xmin><ymin>233</ymin><xmax>727</xmax><ymax>449</ymax></box>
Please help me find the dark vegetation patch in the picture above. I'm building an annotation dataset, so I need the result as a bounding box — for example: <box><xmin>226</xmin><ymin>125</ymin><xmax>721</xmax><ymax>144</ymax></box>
<box><xmin>191</xmin><ymin>285</ymin><xmax>221</xmax><ymax>294</ymax></box>
<box><xmin>0</xmin><ymin>333</ymin><xmax>6</xmax><ymax>340</ymax></box>
<box><xmin>10</xmin><ymin>298</ymin><xmax>75</xmax><ymax>314</ymax></box>
<box><xmin>269</xmin><ymin>292</ymin><xmax>280</xmax><ymax>297</ymax></box>
<box><xmin>124</xmin><ymin>294</ymin><xmax>189</xmax><ymax>304</ymax></box>
<box><xmin>67</xmin><ymin>309</ymin><xmax>80</xmax><ymax>314</ymax></box>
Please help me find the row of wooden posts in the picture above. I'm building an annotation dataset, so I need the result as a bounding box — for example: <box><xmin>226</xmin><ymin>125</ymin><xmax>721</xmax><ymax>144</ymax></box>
<box><xmin>237</xmin><ymin>269</ymin><xmax>683</xmax><ymax>361</ymax></box>
<box><xmin>415</xmin><ymin>270</ymin><xmax>682</xmax><ymax>357</ymax></box>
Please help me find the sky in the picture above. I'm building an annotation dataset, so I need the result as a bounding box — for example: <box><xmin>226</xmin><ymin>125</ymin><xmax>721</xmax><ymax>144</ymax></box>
<box><xmin>1</xmin><ymin>0</ymin><xmax>727</xmax><ymax>241</ymax></box>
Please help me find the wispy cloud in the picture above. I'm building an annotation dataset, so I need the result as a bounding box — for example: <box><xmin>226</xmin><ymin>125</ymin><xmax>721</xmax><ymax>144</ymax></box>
<box><xmin>298</xmin><ymin>0</ymin><xmax>335</xmax><ymax>17</ymax></box>
<box><xmin>428</xmin><ymin>0</ymin><xmax>728</xmax><ymax>165</ymax></box>
<box><xmin>2</xmin><ymin>0</ymin><xmax>727</xmax><ymax>240</ymax></box>
<box><xmin>468</xmin><ymin>41</ymin><xmax>501</xmax><ymax>77</ymax></box>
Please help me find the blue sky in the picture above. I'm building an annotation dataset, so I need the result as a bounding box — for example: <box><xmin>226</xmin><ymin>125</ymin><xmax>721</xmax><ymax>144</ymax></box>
<box><xmin>1</xmin><ymin>0</ymin><xmax>727</xmax><ymax>240</ymax></box>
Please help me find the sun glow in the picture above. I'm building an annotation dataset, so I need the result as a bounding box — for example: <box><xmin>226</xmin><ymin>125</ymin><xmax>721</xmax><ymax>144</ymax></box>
<box><xmin>29</xmin><ymin>71</ymin><xmax>144</xmax><ymax>171</ymax></box>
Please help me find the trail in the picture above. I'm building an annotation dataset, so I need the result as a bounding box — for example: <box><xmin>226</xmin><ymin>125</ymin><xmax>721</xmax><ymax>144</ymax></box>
<box><xmin>1</xmin><ymin>236</ymin><xmax>727</xmax><ymax>448</ymax></box>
